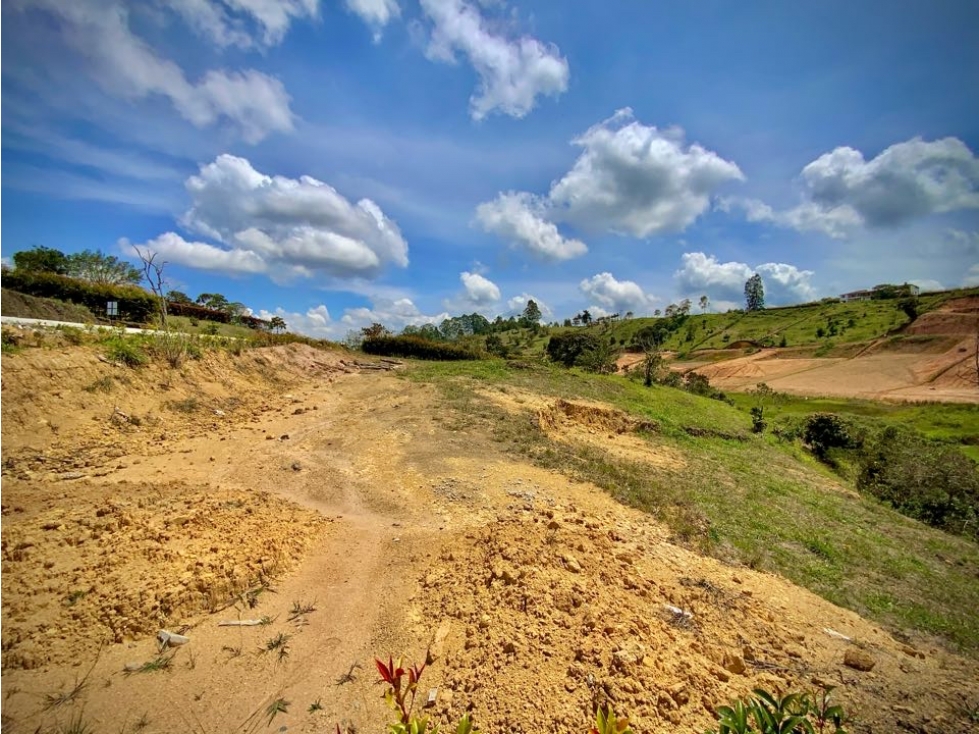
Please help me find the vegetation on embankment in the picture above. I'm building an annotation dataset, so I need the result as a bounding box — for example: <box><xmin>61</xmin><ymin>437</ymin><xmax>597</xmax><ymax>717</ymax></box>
<box><xmin>404</xmin><ymin>358</ymin><xmax>979</xmax><ymax>655</ymax></box>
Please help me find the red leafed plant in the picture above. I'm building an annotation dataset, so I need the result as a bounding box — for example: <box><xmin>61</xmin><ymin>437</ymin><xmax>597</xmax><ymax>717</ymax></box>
<box><xmin>376</xmin><ymin>655</ymin><xmax>427</xmax><ymax>725</ymax></box>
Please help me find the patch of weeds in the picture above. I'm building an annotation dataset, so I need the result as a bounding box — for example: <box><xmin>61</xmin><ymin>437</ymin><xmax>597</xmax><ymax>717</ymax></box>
<box><xmin>166</xmin><ymin>397</ymin><xmax>200</xmax><ymax>413</ymax></box>
<box><xmin>58</xmin><ymin>326</ymin><xmax>86</xmax><ymax>346</ymax></box>
<box><xmin>104</xmin><ymin>337</ymin><xmax>148</xmax><ymax>368</ymax></box>
<box><xmin>43</xmin><ymin>678</ymin><xmax>89</xmax><ymax>711</ymax></box>
<box><xmin>83</xmin><ymin>376</ymin><xmax>114</xmax><ymax>393</ymax></box>
<box><xmin>55</xmin><ymin>710</ymin><xmax>94</xmax><ymax>734</ymax></box>
<box><xmin>132</xmin><ymin>713</ymin><xmax>151</xmax><ymax>732</ymax></box>
<box><xmin>288</xmin><ymin>599</ymin><xmax>316</xmax><ymax>621</ymax></box>
<box><xmin>308</xmin><ymin>699</ymin><xmax>324</xmax><ymax>713</ymax></box>
<box><xmin>262</xmin><ymin>633</ymin><xmax>291</xmax><ymax>663</ymax></box>
<box><xmin>125</xmin><ymin>654</ymin><xmax>174</xmax><ymax>675</ymax></box>
<box><xmin>258</xmin><ymin>615</ymin><xmax>275</xmax><ymax>626</ymax></box>
<box><xmin>266</xmin><ymin>698</ymin><xmax>290</xmax><ymax>726</ymax></box>
<box><xmin>1</xmin><ymin>331</ymin><xmax>22</xmax><ymax>354</ymax></box>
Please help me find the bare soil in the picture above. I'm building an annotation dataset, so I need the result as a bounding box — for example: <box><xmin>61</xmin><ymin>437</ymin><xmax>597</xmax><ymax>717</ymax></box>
<box><xmin>2</xmin><ymin>343</ymin><xmax>978</xmax><ymax>734</ymax></box>
<box><xmin>618</xmin><ymin>298</ymin><xmax>979</xmax><ymax>403</ymax></box>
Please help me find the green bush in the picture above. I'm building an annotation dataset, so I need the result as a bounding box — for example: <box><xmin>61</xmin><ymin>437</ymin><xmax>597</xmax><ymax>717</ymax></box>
<box><xmin>104</xmin><ymin>336</ymin><xmax>148</xmax><ymax>368</ymax></box>
<box><xmin>2</xmin><ymin>269</ymin><xmax>158</xmax><ymax>322</ymax></box>
<box><xmin>858</xmin><ymin>426</ymin><xmax>979</xmax><ymax>539</ymax></box>
<box><xmin>803</xmin><ymin>413</ymin><xmax>853</xmax><ymax>460</ymax></box>
<box><xmin>708</xmin><ymin>687</ymin><xmax>846</xmax><ymax>734</ymax></box>
<box><xmin>362</xmin><ymin>335</ymin><xmax>479</xmax><ymax>361</ymax></box>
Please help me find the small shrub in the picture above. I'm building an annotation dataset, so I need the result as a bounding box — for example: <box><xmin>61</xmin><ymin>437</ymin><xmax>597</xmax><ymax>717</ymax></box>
<box><xmin>803</xmin><ymin>413</ymin><xmax>853</xmax><ymax>460</ymax></box>
<box><xmin>707</xmin><ymin>687</ymin><xmax>847</xmax><ymax>734</ymax></box>
<box><xmin>363</xmin><ymin>335</ymin><xmax>478</xmax><ymax>361</ymax></box>
<box><xmin>105</xmin><ymin>337</ymin><xmax>148</xmax><ymax>368</ymax></box>
<box><xmin>750</xmin><ymin>406</ymin><xmax>767</xmax><ymax>434</ymax></box>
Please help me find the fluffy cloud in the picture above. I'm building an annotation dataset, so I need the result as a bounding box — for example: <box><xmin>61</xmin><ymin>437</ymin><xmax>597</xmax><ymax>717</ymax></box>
<box><xmin>256</xmin><ymin>305</ymin><xmax>334</xmax><ymax>338</ymax></box>
<box><xmin>340</xmin><ymin>297</ymin><xmax>449</xmax><ymax>333</ymax></box>
<box><xmin>165</xmin><ymin>0</ymin><xmax>318</xmax><ymax>48</ymax></box>
<box><xmin>345</xmin><ymin>0</ymin><xmax>400</xmax><ymax>40</ymax></box>
<box><xmin>477</xmin><ymin>109</ymin><xmax>743</xmax><ymax>256</ymax></box>
<box><xmin>674</xmin><ymin>252</ymin><xmax>816</xmax><ymax>305</ymax></box>
<box><xmin>725</xmin><ymin>137</ymin><xmax>979</xmax><ymax>237</ymax></box>
<box><xmin>506</xmin><ymin>293</ymin><xmax>552</xmax><ymax>318</ymax></box>
<box><xmin>129</xmin><ymin>154</ymin><xmax>408</xmax><ymax>280</ymax></box>
<box><xmin>579</xmin><ymin>272</ymin><xmax>656</xmax><ymax>315</ymax></box>
<box><xmin>475</xmin><ymin>192</ymin><xmax>587</xmax><ymax>261</ymax></box>
<box><xmin>256</xmin><ymin>297</ymin><xmax>449</xmax><ymax>339</ymax></box>
<box><xmin>548</xmin><ymin>109</ymin><xmax>745</xmax><ymax>237</ymax></box>
<box><xmin>420</xmin><ymin>0</ymin><xmax>569</xmax><ymax>120</ymax></box>
<box><xmin>11</xmin><ymin>0</ymin><xmax>295</xmax><ymax>142</ymax></box>
<box><xmin>460</xmin><ymin>271</ymin><xmax>501</xmax><ymax>305</ymax></box>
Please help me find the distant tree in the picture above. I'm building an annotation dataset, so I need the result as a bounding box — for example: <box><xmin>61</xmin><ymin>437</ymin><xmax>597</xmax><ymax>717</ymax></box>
<box><xmin>13</xmin><ymin>246</ymin><xmax>69</xmax><ymax>275</ymax></box>
<box><xmin>699</xmin><ymin>295</ymin><xmax>709</xmax><ymax>314</ymax></box>
<box><xmin>167</xmin><ymin>290</ymin><xmax>193</xmax><ymax>304</ymax></box>
<box><xmin>580</xmin><ymin>309</ymin><xmax>593</xmax><ymax>325</ymax></box>
<box><xmin>744</xmin><ymin>274</ymin><xmax>765</xmax><ymax>311</ymax></box>
<box><xmin>625</xmin><ymin>311</ymin><xmax>634</xmax><ymax>320</ymax></box>
<box><xmin>520</xmin><ymin>299</ymin><xmax>543</xmax><ymax>328</ymax></box>
<box><xmin>653</xmin><ymin>309</ymin><xmax>662</xmax><ymax>317</ymax></box>
<box><xmin>66</xmin><ymin>249</ymin><xmax>142</xmax><ymax>286</ymax></box>
<box><xmin>268</xmin><ymin>316</ymin><xmax>287</xmax><ymax>333</ymax></box>
<box><xmin>678</xmin><ymin>298</ymin><xmax>692</xmax><ymax>316</ymax></box>
<box><xmin>361</xmin><ymin>322</ymin><xmax>388</xmax><ymax>340</ymax></box>
<box><xmin>898</xmin><ymin>297</ymin><xmax>918</xmax><ymax>322</ymax></box>
<box><xmin>196</xmin><ymin>293</ymin><xmax>230</xmax><ymax>311</ymax></box>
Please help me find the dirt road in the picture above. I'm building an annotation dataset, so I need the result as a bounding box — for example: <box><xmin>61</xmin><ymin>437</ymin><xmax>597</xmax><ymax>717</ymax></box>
<box><xmin>2</xmin><ymin>344</ymin><xmax>977</xmax><ymax>733</ymax></box>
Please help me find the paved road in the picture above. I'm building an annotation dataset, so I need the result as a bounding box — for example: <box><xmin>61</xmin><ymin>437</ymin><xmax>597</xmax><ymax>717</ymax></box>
<box><xmin>0</xmin><ymin>315</ymin><xmax>160</xmax><ymax>334</ymax></box>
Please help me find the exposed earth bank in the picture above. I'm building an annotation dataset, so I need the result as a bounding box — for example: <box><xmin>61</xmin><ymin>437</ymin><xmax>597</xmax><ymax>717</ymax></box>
<box><xmin>2</xmin><ymin>343</ymin><xmax>978</xmax><ymax>733</ymax></box>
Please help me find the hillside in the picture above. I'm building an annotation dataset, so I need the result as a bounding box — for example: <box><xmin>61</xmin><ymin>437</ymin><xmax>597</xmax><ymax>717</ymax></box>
<box><xmin>2</xmin><ymin>336</ymin><xmax>978</xmax><ymax>733</ymax></box>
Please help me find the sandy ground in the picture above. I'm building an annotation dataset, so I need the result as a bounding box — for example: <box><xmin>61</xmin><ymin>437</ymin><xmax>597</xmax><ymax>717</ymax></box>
<box><xmin>2</xmin><ymin>343</ymin><xmax>978</xmax><ymax>734</ymax></box>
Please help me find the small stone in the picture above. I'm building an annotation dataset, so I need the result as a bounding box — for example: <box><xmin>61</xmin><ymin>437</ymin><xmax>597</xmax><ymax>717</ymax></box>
<box><xmin>280</xmin><ymin>434</ymin><xmax>290</xmax><ymax>441</ymax></box>
<box><xmin>562</xmin><ymin>554</ymin><xmax>582</xmax><ymax>573</ymax></box>
<box><xmin>843</xmin><ymin>648</ymin><xmax>876</xmax><ymax>672</ymax></box>
<box><xmin>291</xmin><ymin>462</ymin><xmax>302</xmax><ymax>472</ymax></box>
<box><xmin>722</xmin><ymin>652</ymin><xmax>746</xmax><ymax>675</ymax></box>
<box><xmin>502</xmin><ymin>640</ymin><xmax>516</xmax><ymax>654</ymax></box>
<box><xmin>124</xmin><ymin>662</ymin><xmax>142</xmax><ymax>672</ymax></box>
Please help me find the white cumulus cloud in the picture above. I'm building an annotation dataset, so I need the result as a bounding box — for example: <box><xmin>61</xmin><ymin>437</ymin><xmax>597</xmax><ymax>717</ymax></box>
<box><xmin>10</xmin><ymin>0</ymin><xmax>295</xmax><ymax>143</ymax></box>
<box><xmin>477</xmin><ymin>109</ymin><xmax>743</xmax><ymax>257</ymax></box>
<box><xmin>674</xmin><ymin>252</ymin><xmax>816</xmax><ymax>305</ymax></box>
<box><xmin>476</xmin><ymin>192</ymin><xmax>587</xmax><ymax>261</ymax></box>
<box><xmin>340</xmin><ymin>297</ymin><xmax>449</xmax><ymax>333</ymax></box>
<box><xmin>165</xmin><ymin>0</ymin><xmax>318</xmax><ymax>48</ymax></box>
<box><xmin>506</xmin><ymin>293</ymin><xmax>552</xmax><ymax>319</ymax></box>
<box><xmin>344</xmin><ymin>0</ymin><xmax>400</xmax><ymax>40</ymax></box>
<box><xmin>460</xmin><ymin>270</ymin><xmax>501</xmax><ymax>305</ymax></box>
<box><xmin>723</xmin><ymin>137</ymin><xmax>979</xmax><ymax>237</ymax></box>
<box><xmin>419</xmin><ymin>0</ymin><xmax>569</xmax><ymax>120</ymax></box>
<box><xmin>256</xmin><ymin>304</ymin><xmax>334</xmax><ymax>338</ymax></box>
<box><xmin>579</xmin><ymin>272</ymin><xmax>656</xmax><ymax>315</ymax></box>
<box><xmin>548</xmin><ymin>109</ymin><xmax>745</xmax><ymax>237</ymax></box>
<box><xmin>128</xmin><ymin>154</ymin><xmax>408</xmax><ymax>281</ymax></box>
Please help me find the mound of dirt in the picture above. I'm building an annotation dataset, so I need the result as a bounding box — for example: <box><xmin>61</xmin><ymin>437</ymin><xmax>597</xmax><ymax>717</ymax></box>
<box><xmin>1</xmin><ymin>288</ymin><xmax>98</xmax><ymax>322</ymax></box>
<box><xmin>538</xmin><ymin>399</ymin><xmax>659</xmax><ymax>435</ymax></box>
<box><xmin>413</xmin><ymin>504</ymin><xmax>978</xmax><ymax>734</ymax></box>
<box><xmin>1</xmin><ymin>479</ymin><xmax>330</xmax><ymax>669</ymax></box>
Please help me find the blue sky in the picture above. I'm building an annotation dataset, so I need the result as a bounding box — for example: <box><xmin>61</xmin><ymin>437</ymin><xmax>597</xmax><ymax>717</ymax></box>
<box><xmin>3</xmin><ymin>0</ymin><xmax>978</xmax><ymax>337</ymax></box>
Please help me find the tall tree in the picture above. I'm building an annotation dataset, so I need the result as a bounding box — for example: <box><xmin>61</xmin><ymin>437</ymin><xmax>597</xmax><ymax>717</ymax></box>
<box><xmin>196</xmin><ymin>293</ymin><xmax>230</xmax><ymax>311</ymax></box>
<box><xmin>66</xmin><ymin>249</ymin><xmax>142</xmax><ymax>286</ymax></box>
<box><xmin>744</xmin><ymin>274</ymin><xmax>765</xmax><ymax>311</ymax></box>
<box><xmin>12</xmin><ymin>246</ymin><xmax>69</xmax><ymax>275</ymax></box>
<box><xmin>268</xmin><ymin>316</ymin><xmax>287</xmax><ymax>333</ymax></box>
<box><xmin>520</xmin><ymin>299</ymin><xmax>543</xmax><ymax>327</ymax></box>
<box><xmin>166</xmin><ymin>290</ymin><xmax>193</xmax><ymax>304</ymax></box>
<box><xmin>699</xmin><ymin>295</ymin><xmax>709</xmax><ymax>314</ymax></box>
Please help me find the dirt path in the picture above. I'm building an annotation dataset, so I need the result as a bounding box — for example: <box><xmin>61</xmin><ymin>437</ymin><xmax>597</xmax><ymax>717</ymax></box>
<box><xmin>3</xmin><ymin>345</ymin><xmax>979</xmax><ymax>734</ymax></box>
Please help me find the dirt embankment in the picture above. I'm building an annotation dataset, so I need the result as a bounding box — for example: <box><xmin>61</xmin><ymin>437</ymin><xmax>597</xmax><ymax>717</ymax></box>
<box><xmin>2</xmin><ymin>343</ymin><xmax>978</xmax><ymax>734</ymax></box>
<box><xmin>619</xmin><ymin>297</ymin><xmax>979</xmax><ymax>402</ymax></box>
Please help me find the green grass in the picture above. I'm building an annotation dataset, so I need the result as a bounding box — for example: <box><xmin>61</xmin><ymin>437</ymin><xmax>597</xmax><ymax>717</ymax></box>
<box><xmin>728</xmin><ymin>393</ymin><xmax>979</xmax><ymax>461</ymax></box>
<box><xmin>406</xmin><ymin>359</ymin><xmax>979</xmax><ymax>654</ymax></box>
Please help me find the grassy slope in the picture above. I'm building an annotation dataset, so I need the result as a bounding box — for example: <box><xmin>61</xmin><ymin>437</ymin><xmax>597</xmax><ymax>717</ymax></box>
<box><xmin>542</xmin><ymin>287</ymin><xmax>978</xmax><ymax>356</ymax></box>
<box><xmin>0</xmin><ymin>288</ymin><xmax>98</xmax><ymax>323</ymax></box>
<box><xmin>728</xmin><ymin>394</ymin><xmax>979</xmax><ymax>462</ymax></box>
<box><xmin>406</xmin><ymin>359</ymin><xmax>979</xmax><ymax>654</ymax></box>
